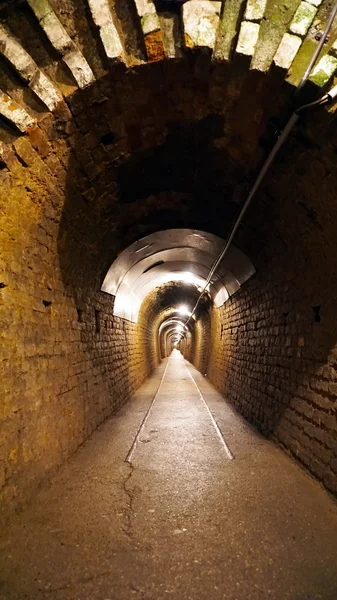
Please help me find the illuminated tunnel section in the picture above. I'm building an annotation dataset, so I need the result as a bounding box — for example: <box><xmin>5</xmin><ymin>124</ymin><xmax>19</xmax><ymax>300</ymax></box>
<box><xmin>101</xmin><ymin>229</ymin><xmax>255</xmax><ymax>322</ymax></box>
<box><xmin>101</xmin><ymin>228</ymin><xmax>255</xmax><ymax>380</ymax></box>
<box><xmin>159</xmin><ymin>315</ymin><xmax>191</xmax><ymax>357</ymax></box>
<box><xmin>133</xmin><ymin>276</ymin><xmax>215</xmax><ymax>381</ymax></box>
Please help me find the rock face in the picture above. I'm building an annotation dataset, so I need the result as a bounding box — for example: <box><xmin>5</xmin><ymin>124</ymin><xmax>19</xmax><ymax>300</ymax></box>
<box><xmin>1</xmin><ymin>0</ymin><xmax>337</xmax><ymax>525</ymax></box>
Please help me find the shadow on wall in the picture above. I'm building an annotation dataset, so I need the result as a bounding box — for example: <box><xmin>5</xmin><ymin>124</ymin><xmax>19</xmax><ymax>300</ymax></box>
<box><xmin>207</xmin><ymin>121</ymin><xmax>337</xmax><ymax>495</ymax></box>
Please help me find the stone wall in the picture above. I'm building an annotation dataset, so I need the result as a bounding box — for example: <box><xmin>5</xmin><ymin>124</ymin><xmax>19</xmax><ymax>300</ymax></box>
<box><xmin>1</xmin><ymin>233</ymin><xmax>150</xmax><ymax>528</ymax></box>
<box><xmin>0</xmin><ymin>96</ymin><xmax>160</xmax><ymax>526</ymax></box>
<box><xmin>184</xmin><ymin>311</ymin><xmax>210</xmax><ymax>375</ymax></box>
<box><xmin>137</xmin><ymin>289</ymin><xmax>162</xmax><ymax>374</ymax></box>
<box><xmin>207</xmin><ymin>128</ymin><xmax>337</xmax><ymax>497</ymax></box>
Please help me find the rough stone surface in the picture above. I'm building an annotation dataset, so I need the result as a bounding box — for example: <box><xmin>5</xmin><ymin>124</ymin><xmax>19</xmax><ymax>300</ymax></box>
<box><xmin>27</xmin><ymin>0</ymin><xmax>95</xmax><ymax>88</ymax></box>
<box><xmin>182</xmin><ymin>0</ymin><xmax>221</xmax><ymax>49</ymax></box>
<box><xmin>290</xmin><ymin>2</ymin><xmax>317</xmax><ymax>37</ymax></box>
<box><xmin>245</xmin><ymin>0</ymin><xmax>268</xmax><ymax>21</ymax></box>
<box><xmin>274</xmin><ymin>33</ymin><xmax>302</xmax><ymax>69</ymax></box>
<box><xmin>87</xmin><ymin>0</ymin><xmax>124</xmax><ymax>61</ymax></box>
<box><xmin>236</xmin><ymin>21</ymin><xmax>260</xmax><ymax>57</ymax></box>
<box><xmin>207</xmin><ymin>129</ymin><xmax>337</xmax><ymax>498</ymax></box>
<box><xmin>310</xmin><ymin>54</ymin><xmax>337</xmax><ymax>86</ymax></box>
<box><xmin>0</xmin><ymin>93</ymin><xmax>36</xmax><ymax>132</ymax></box>
<box><xmin>0</xmin><ymin>24</ymin><xmax>62</xmax><ymax>110</ymax></box>
<box><xmin>251</xmin><ymin>0</ymin><xmax>301</xmax><ymax>71</ymax></box>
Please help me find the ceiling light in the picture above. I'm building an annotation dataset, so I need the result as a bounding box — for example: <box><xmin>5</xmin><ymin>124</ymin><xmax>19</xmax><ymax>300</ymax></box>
<box><xmin>177</xmin><ymin>305</ymin><xmax>192</xmax><ymax>317</ymax></box>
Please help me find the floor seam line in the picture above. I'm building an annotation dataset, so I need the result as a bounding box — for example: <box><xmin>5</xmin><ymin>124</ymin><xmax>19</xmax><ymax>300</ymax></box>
<box><xmin>184</xmin><ymin>359</ymin><xmax>235</xmax><ymax>460</ymax></box>
<box><xmin>124</xmin><ymin>357</ymin><xmax>171</xmax><ymax>464</ymax></box>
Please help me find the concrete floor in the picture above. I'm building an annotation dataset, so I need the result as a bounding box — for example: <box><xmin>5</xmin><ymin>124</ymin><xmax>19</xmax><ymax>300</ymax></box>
<box><xmin>1</xmin><ymin>350</ymin><xmax>337</xmax><ymax>600</ymax></box>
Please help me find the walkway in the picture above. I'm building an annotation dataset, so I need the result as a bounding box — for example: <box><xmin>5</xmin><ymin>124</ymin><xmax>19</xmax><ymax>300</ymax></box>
<box><xmin>1</xmin><ymin>350</ymin><xmax>337</xmax><ymax>600</ymax></box>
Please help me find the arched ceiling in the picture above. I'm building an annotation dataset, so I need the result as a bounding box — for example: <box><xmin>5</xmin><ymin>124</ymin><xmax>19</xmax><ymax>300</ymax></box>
<box><xmin>159</xmin><ymin>318</ymin><xmax>191</xmax><ymax>348</ymax></box>
<box><xmin>159</xmin><ymin>318</ymin><xmax>191</xmax><ymax>335</ymax></box>
<box><xmin>0</xmin><ymin>0</ymin><xmax>337</xmax><ymax>136</ymax></box>
<box><xmin>162</xmin><ymin>321</ymin><xmax>191</xmax><ymax>351</ymax></box>
<box><xmin>101</xmin><ymin>228</ymin><xmax>255</xmax><ymax>321</ymax></box>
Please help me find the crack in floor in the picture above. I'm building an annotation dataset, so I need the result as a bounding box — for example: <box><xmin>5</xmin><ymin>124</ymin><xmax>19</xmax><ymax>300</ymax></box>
<box><xmin>122</xmin><ymin>461</ymin><xmax>135</xmax><ymax>540</ymax></box>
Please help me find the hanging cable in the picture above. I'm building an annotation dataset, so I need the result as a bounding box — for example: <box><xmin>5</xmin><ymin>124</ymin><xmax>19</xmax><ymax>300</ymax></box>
<box><xmin>184</xmin><ymin>0</ymin><xmax>337</xmax><ymax>329</ymax></box>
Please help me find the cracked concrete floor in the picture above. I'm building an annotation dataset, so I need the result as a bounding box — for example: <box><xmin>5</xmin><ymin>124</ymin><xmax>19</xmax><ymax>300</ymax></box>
<box><xmin>1</xmin><ymin>350</ymin><xmax>337</xmax><ymax>600</ymax></box>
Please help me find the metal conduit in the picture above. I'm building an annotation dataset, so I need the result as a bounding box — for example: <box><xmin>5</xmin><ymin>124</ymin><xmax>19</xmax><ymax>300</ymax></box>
<box><xmin>184</xmin><ymin>0</ymin><xmax>337</xmax><ymax>331</ymax></box>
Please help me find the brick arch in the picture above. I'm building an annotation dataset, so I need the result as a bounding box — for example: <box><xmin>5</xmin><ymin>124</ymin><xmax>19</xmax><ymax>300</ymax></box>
<box><xmin>100</xmin><ymin>228</ymin><xmax>254</xmax><ymax>321</ymax></box>
<box><xmin>0</xmin><ymin>0</ymin><xmax>336</xmax><ymax>136</ymax></box>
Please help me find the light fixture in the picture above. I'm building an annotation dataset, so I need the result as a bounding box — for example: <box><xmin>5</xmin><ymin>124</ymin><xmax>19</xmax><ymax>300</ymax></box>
<box><xmin>177</xmin><ymin>305</ymin><xmax>192</xmax><ymax>317</ymax></box>
<box><xmin>181</xmin><ymin>272</ymin><xmax>196</xmax><ymax>284</ymax></box>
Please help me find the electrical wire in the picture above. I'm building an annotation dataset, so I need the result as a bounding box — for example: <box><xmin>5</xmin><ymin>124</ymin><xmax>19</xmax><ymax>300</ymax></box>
<box><xmin>184</xmin><ymin>0</ymin><xmax>337</xmax><ymax>331</ymax></box>
<box><xmin>296</xmin><ymin>95</ymin><xmax>330</xmax><ymax>114</ymax></box>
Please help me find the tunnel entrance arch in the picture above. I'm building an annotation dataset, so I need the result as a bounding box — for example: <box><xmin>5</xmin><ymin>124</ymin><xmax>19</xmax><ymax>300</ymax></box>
<box><xmin>101</xmin><ymin>228</ymin><xmax>255</xmax><ymax>322</ymax></box>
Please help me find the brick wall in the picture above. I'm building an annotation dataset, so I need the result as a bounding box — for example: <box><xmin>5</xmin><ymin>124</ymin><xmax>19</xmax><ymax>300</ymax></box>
<box><xmin>0</xmin><ymin>259</ymin><xmax>150</xmax><ymax>527</ymax></box>
<box><xmin>207</xmin><ymin>127</ymin><xmax>337</xmax><ymax>497</ymax></box>
<box><xmin>208</xmin><ymin>268</ymin><xmax>337</xmax><ymax>496</ymax></box>
<box><xmin>0</xmin><ymin>85</ymin><xmax>167</xmax><ymax>525</ymax></box>
<box><xmin>184</xmin><ymin>311</ymin><xmax>210</xmax><ymax>375</ymax></box>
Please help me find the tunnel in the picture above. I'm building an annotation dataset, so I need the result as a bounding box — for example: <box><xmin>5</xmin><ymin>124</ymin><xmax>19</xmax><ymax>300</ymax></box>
<box><xmin>1</xmin><ymin>0</ymin><xmax>337</xmax><ymax>598</ymax></box>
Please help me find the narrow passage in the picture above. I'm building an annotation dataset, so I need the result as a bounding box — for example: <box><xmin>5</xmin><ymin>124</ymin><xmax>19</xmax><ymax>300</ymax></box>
<box><xmin>1</xmin><ymin>351</ymin><xmax>337</xmax><ymax>600</ymax></box>
<box><xmin>125</xmin><ymin>350</ymin><xmax>233</xmax><ymax>464</ymax></box>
